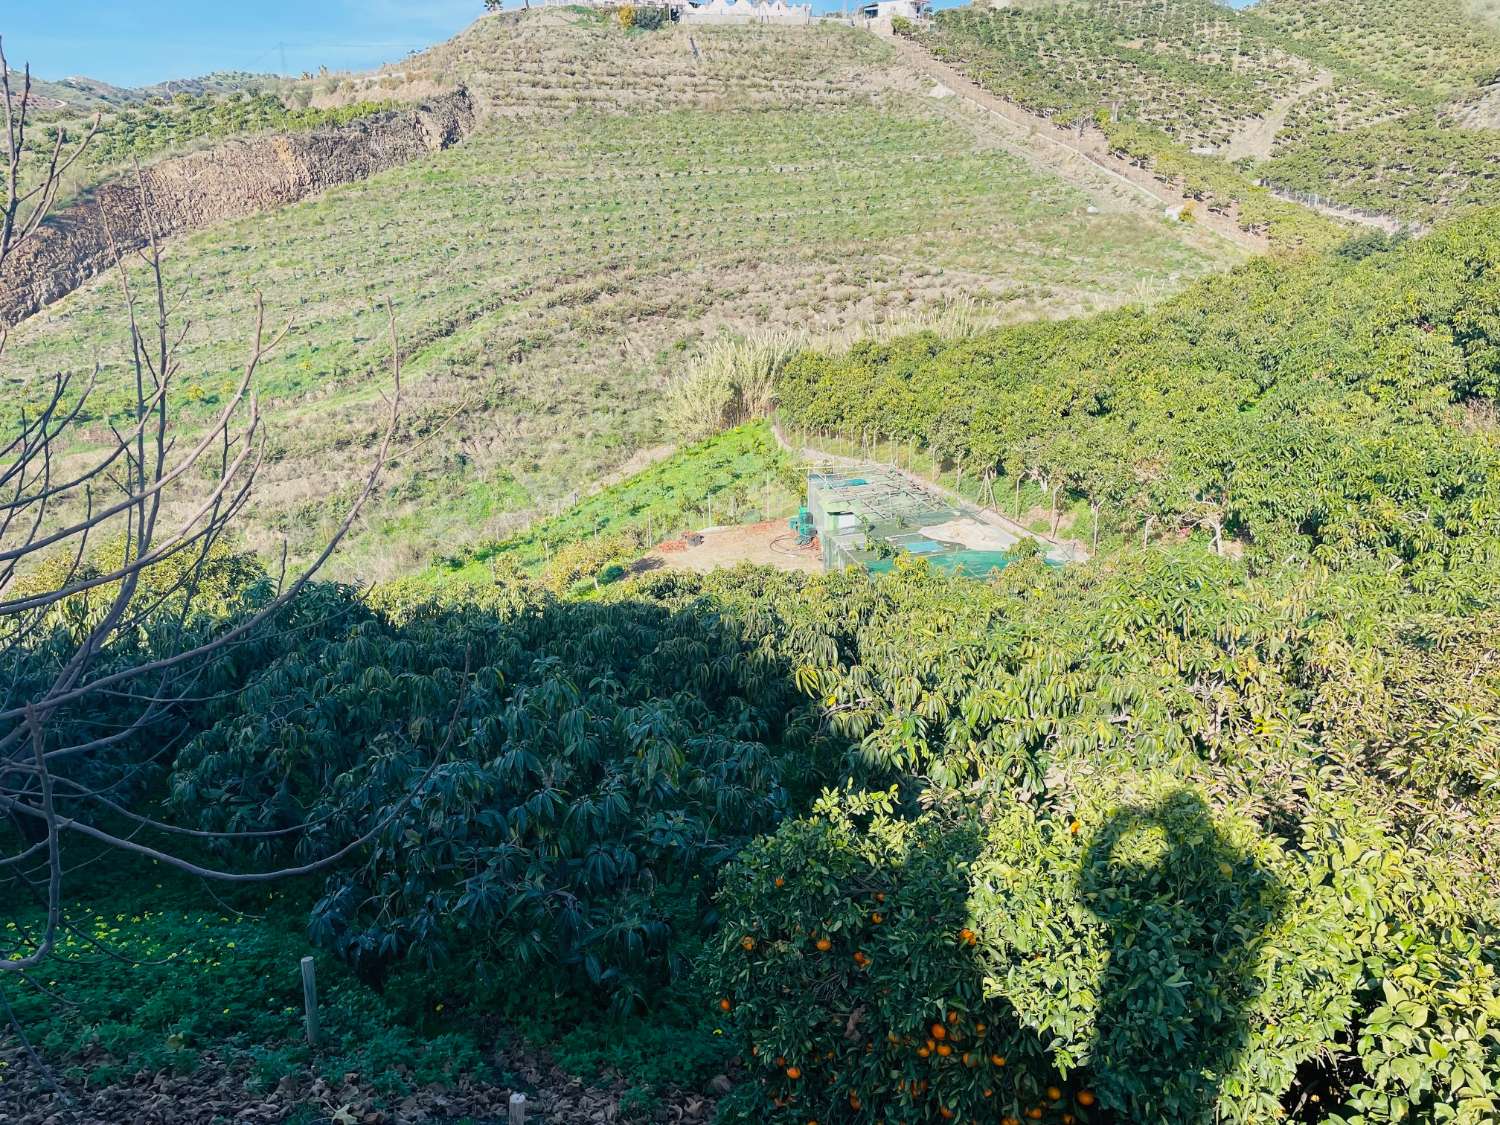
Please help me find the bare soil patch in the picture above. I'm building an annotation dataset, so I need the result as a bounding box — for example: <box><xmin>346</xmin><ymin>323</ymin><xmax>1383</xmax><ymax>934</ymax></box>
<box><xmin>644</xmin><ymin>520</ymin><xmax>822</xmax><ymax>574</ymax></box>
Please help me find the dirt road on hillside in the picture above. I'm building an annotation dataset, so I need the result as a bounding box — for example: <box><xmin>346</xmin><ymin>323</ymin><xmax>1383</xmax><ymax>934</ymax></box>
<box><xmin>876</xmin><ymin>29</ymin><xmax>1268</xmax><ymax>254</ymax></box>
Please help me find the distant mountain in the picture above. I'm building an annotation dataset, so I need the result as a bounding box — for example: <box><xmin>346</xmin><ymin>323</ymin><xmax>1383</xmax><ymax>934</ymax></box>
<box><xmin>27</xmin><ymin>71</ymin><xmax>275</xmax><ymax>117</ymax></box>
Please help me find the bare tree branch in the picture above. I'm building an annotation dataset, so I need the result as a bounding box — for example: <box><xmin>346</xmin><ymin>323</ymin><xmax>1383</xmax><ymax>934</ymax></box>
<box><xmin>0</xmin><ymin>46</ymin><xmax>409</xmax><ymax>971</ymax></box>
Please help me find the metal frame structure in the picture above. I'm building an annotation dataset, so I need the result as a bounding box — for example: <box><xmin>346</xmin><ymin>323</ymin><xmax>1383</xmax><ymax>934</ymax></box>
<box><xmin>806</xmin><ymin>465</ymin><xmax>1015</xmax><ymax>575</ymax></box>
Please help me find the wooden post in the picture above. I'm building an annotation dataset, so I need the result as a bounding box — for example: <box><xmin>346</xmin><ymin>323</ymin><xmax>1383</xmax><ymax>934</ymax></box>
<box><xmin>300</xmin><ymin>956</ymin><xmax>319</xmax><ymax>1047</ymax></box>
<box><xmin>509</xmin><ymin>1092</ymin><xmax>527</xmax><ymax>1124</ymax></box>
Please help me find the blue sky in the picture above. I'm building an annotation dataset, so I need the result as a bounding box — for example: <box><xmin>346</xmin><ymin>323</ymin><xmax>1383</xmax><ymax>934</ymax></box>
<box><xmin>3</xmin><ymin>1</ymin><xmax>483</xmax><ymax>87</ymax></box>
<box><xmin>6</xmin><ymin>1</ymin><xmax>949</xmax><ymax>88</ymax></box>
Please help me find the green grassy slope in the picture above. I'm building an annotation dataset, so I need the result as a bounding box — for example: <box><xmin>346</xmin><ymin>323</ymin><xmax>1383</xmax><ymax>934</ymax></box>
<box><xmin>2</xmin><ymin>8</ymin><xmax>1235</xmax><ymax>581</ymax></box>
<box><xmin>421</xmin><ymin>421</ymin><xmax>801</xmax><ymax>587</ymax></box>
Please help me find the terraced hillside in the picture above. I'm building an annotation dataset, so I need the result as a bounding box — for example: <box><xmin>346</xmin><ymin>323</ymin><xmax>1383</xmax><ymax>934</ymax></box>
<box><xmin>1256</xmin><ymin>0</ymin><xmax>1500</xmax><ymax>99</ymax></box>
<box><xmin>913</xmin><ymin>0</ymin><xmax>1500</xmax><ymax>228</ymax></box>
<box><xmin>1</xmin><ymin>8</ymin><xmax>1235</xmax><ymax>579</ymax></box>
<box><xmin>918</xmin><ymin>0</ymin><xmax>1315</xmax><ymax>150</ymax></box>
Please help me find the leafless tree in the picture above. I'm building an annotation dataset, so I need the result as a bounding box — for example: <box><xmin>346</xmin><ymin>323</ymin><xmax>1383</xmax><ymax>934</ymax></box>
<box><xmin>1</xmin><ymin>35</ymin><xmax>97</xmax><ymax>357</ymax></box>
<box><xmin>0</xmin><ymin>42</ymin><xmax>413</xmax><ymax>973</ymax></box>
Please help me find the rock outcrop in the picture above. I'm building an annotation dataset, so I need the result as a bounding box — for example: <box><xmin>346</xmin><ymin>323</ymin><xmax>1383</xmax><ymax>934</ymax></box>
<box><xmin>0</xmin><ymin>89</ymin><xmax>475</xmax><ymax>327</ymax></box>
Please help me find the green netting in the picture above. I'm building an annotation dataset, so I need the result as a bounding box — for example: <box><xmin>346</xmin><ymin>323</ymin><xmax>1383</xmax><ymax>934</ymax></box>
<box><xmin>808</xmin><ymin>464</ymin><xmax>1066</xmax><ymax>577</ymax></box>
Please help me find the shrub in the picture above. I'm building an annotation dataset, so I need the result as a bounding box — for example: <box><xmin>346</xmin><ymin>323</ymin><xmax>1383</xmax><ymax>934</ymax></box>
<box><xmin>664</xmin><ymin>333</ymin><xmax>800</xmax><ymax>441</ymax></box>
<box><xmin>633</xmin><ymin>5</ymin><xmax>668</xmax><ymax>30</ymax></box>
<box><xmin>706</xmin><ymin>776</ymin><xmax>1499</xmax><ymax>1123</ymax></box>
<box><xmin>540</xmin><ymin>530</ymin><xmax>642</xmax><ymax>592</ymax></box>
<box><xmin>171</xmin><ymin>578</ymin><xmax>839</xmax><ymax>1009</ymax></box>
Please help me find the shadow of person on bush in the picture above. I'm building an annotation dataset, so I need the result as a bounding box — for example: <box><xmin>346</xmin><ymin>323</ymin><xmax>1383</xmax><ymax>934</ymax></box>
<box><xmin>1076</xmin><ymin>789</ymin><xmax>1287</xmax><ymax>1123</ymax></box>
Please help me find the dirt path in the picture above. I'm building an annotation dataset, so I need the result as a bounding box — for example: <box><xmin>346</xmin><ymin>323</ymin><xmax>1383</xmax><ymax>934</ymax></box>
<box><xmin>643</xmin><ymin>518</ymin><xmax>824</xmax><ymax>574</ymax></box>
<box><xmin>876</xmin><ymin>29</ymin><xmax>1267</xmax><ymax>254</ymax></box>
<box><xmin>1222</xmin><ymin>72</ymin><xmax>1331</xmax><ymax>162</ymax></box>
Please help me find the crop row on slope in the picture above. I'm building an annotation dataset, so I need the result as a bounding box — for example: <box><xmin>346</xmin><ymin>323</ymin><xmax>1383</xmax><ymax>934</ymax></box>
<box><xmin>2</xmin><ymin>16</ymin><xmax>1232</xmax><ymax>580</ymax></box>
<box><xmin>917</xmin><ymin>0</ymin><xmax>1313</xmax><ymax>149</ymax></box>
<box><xmin>1254</xmin><ymin>0</ymin><xmax>1500</xmax><ymax>100</ymax></box>
<box><xmin>776</xmin><ymin>210</ymin><xmax>1500</xmax><ymax>583</ymax></box>
<box><xmin>914</xmin><ymin>0</ymin><xmax>1500</xmax><ymax>229</ymax></box>
<box><xmin>1262</xmin><ymin>111</ymin><xmax>1500</xmax><ymax>225</ymax></box>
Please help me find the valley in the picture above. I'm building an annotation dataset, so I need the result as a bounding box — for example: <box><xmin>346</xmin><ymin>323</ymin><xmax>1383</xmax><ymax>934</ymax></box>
<box><xmin>3</xmin><ymin>5</ymin><xmax>1500</xmax><ymax>1125</ymax></box>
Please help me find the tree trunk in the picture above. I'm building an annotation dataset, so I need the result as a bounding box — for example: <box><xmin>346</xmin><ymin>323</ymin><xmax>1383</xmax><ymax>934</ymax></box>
<box><xmin>1091</xmin><ymin>501</ymin><xmax>1100</xmax><ymax>552</ymax></box>
<box><xmin>1050</xmin><ymin>486</ymin><xmax>1061</xmax><ymax>536</ymax></box>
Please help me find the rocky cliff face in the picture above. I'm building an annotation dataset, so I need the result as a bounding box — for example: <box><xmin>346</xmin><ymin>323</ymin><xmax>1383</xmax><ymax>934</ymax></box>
<box><xmin>0</xmin><ymin>89</ymin><xmax>475</xmax><ymax>327</ymax></box>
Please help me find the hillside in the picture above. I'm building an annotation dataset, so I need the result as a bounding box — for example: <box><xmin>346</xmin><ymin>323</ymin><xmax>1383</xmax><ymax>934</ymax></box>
<box><xmin>23</xmin><ymin>70</ymin><xmax>273</xmax><ymax>118</ymax></box>
<box><xmin>911</xmin><ymin>0</ymin><xmax>1500</xmax><ymax>229</ymax></box>
<box><xmin>9</xmin><ymin>10</ymin><xmax>1500</xmax><ymax>1125</ymax></box>
<box><xmin>8</xmin><ymin>208</ymin><xmax>1500</xmax><ymax>1124</ymax></box>
<box><xmin>0</xmin><ymin>8</ymin><xmax>1236</xmax><ymax>580</ymax></box>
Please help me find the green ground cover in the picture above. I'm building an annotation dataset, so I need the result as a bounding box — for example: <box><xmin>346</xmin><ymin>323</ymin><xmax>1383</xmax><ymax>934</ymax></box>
<box><xmin>2</xmin><ymin>868</ymin><xmax>732</xmax><ymax>1117</ymax></box>
<box><xmin>429</xmin><ymin>422</ymin><xmax>801</xmax><ymax>586</ymax></box>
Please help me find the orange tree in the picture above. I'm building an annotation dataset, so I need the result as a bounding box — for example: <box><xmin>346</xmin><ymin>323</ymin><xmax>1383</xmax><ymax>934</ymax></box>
<box><xmin>706</xmin><ymin>772</ymin><xmax>1498</xmax><ymax>1124</ymax></box>
<box><xmin>689</xmin><ymin>544</ymin><xmax>1499</xmax><ymax>1124</ymax></box>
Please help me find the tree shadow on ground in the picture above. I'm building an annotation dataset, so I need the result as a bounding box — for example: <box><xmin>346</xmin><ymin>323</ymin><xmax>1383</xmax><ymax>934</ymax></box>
<box><xmin>1076</xmin><ymin>789</ymin><xmax>1287</xmax><ymax>1123</ymax></box>
<box><xmin>719</xmin><ymin>785</ymin><xmax>1285</xmax><ymax>1124</ymax></box>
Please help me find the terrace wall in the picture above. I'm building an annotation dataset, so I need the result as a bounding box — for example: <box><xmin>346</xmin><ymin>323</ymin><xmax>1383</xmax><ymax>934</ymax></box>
<box><xmin>0</xmin><ymin>89</ymin><xmax>476</xmax><ymax>327</ymax></box>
